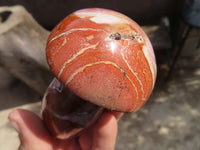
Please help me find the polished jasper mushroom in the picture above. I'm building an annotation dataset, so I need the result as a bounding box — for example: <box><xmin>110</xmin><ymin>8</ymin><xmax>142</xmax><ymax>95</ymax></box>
<box><xmin>41</xmin><ymin>8</ymin><xmax>157</xmax><ymax>140</ymax></box>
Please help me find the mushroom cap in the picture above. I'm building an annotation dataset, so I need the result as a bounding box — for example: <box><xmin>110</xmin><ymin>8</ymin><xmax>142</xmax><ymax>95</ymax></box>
<box><xmin>46</xmin><ymin>8</ymin><xmax>157</xmax><ymax>112</ymax></box>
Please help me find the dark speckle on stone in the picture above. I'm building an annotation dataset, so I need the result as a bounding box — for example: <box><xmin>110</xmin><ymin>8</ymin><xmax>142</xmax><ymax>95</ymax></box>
<box><xmin>123</xmin><ymin>70</ymin><xmax>127</xmax><ymax>76</ymax></box>
<box><xmin>109</xmin><ymin>33</ymin><xmax>121</xmax><ymax>40</ymax></box>
<box><xmin>109</xmin><ymin>32</ymin><xmax>143</xmax><ymax>43</ymax></box>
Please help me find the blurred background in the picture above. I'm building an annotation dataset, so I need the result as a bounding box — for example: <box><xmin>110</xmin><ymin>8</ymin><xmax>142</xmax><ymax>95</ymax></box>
<box><xmin>0</xmin><ymin>0</ymin><xmax>200</xmax><ymax>149</ymax></box>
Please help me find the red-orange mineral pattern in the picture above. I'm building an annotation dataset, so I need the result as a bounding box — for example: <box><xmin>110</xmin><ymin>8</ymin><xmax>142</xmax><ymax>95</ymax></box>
<box><xmin>46</xmin><ymin>8</ymin><xmax>157</xmax><ymax>112</ymax></box>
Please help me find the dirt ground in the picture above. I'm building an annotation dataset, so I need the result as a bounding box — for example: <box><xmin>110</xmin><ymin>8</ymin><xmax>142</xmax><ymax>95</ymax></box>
<box><xmin>0</xmin><ymin>37</ymin><xmax>200</xmax><ymax>150</ymax></box>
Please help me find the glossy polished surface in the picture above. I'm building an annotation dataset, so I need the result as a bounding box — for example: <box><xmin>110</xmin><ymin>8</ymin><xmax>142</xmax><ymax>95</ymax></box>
<box><xmin>46</xmin><ymin>8</ymin><xmax>157</xmax><ymax>112</ymax></box>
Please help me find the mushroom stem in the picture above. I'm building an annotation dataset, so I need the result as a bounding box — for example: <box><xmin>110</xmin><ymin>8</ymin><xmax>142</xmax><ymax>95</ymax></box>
<box><xmin>41</xmin><ymin>78</ymin><xmax>105</xmax><ymax>140</ymax></box>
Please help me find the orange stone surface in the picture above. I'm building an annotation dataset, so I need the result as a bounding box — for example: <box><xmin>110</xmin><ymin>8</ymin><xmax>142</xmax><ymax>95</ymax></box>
<box><xmin>46</xmin><ymin>8</ymin><xmax>157</xmax><ymax>112</ymax></box>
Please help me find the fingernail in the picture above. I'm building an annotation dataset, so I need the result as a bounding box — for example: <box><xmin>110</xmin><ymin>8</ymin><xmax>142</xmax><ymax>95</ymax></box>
<box><xmin>9</xmin><ymin>119</ymin><xmax>20</xmax><ymax>133</ymax></box>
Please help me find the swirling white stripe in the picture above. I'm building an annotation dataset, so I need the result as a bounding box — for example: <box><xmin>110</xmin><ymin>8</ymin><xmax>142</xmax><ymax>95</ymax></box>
<box><xmin>119</xmin><ymin>40</ymin><xmax>145</xmax><ymax>101</ymax></box>
<box><xmin>65</xmin><ymin>61</ymin><xmax>139</xmax><ymax>102</ymax></box>
<box><xmin>58</xmin><ymin>43</ymin><xmax>99</xmax><ymax>78</ymax></box>
<box><xmin>142</xmin><ymin>45</ymin><xmax>156</xmax><ymax>88</ymax></box>
<box><xmin>48</xmin><ymin>28</ymin><xmax>107</xmax><ymax>43</ymax></box>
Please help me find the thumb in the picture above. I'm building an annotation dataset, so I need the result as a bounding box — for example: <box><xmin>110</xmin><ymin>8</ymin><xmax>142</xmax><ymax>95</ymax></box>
<box><xmin>8</xmin><ymin>109</ymin><xmax>53</xmax><ymax>150</ymax></box>
<box><xmin>92</xmin><ymin>112</ymin><xmax>118</xmax><ymax>150</ymax></box>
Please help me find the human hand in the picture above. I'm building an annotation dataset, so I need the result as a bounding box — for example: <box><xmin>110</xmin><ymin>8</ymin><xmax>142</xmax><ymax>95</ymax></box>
<box><xmin>8</xmin><ymin>109</ymin><xmax>118</xmax><ymax>150</ymax></box>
